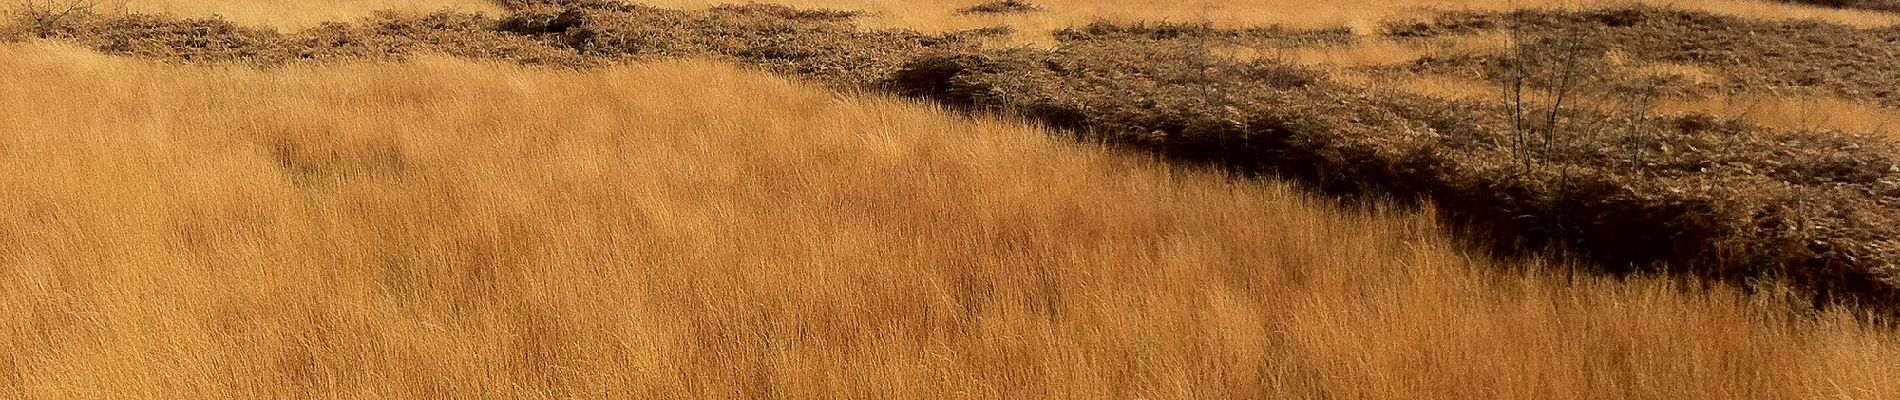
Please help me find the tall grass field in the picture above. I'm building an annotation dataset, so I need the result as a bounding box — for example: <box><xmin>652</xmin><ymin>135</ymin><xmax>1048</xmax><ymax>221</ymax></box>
<box><xmin>4</xmin><ymin>0</ymin><xmax>1900</xmax><ymax>398</ymax></box>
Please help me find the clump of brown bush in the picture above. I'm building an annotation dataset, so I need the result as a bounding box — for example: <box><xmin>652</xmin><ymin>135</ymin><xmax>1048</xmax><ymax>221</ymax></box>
<box><xmin>54</xmin><ymin>14</ymin><xmax>285</xmax><ymax>62</ymax></box>
<box><xmin>13</xmin><ymin>0</ymin><xmax>101</xmax><ymax>38</ymax></box>
<box><xmin>958</xmin><ymin>0</ymin><xmax>1043</xmax><ymax>15</ymax></box>
<box><xmin>1778</xmin><ymin>0</ymin><xmax>1900</xmax><ymax>13</ymax></box>
<box><xmin>1055</xmin><ymin>20</ymin><xmax>1355</xmax><ymax>48</ymax></box>
<box><xmin>2</xmin><ymin>7</ymin><xmax>595</xmax><ymax>66</ymax></box>
<box><xmin>489</xmin><ymin>1</ymin><xmax>981</xmax><ymax>86</ymax></box>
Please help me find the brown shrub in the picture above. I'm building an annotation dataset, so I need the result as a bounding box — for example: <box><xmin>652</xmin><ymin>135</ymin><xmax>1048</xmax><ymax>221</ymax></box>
<box><xmin>493</xmin><ymin>0</ymin><xmax>976</xmax><ymax>86</ymax></box>
<box><xmin>1779</xmin><ymin>0</ymin><xmax>1900</xmax><ymax>13</ymax></box>
<box><xmin>1054</xmin><ymin>20</ymin><xmax>1354</xmax><ymax>48</ymax></box>
<box><xmin>63</xmin><ymin>14</ymin><xmax>285</xmax><ymax>63</ymax></box>
<box><xmin>958</xmin><ymin>0</ymin><xmax>1044</xmax><ymax>15</ymax></box>
<box><xmin>20</xmin><ymin>8</ymin><xmax>593</xmax><ymax>66</ymax></box>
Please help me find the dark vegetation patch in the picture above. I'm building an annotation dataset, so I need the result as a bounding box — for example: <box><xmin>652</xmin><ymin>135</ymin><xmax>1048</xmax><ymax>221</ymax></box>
<box><xmin>1386</xmin><ymin>7</ymin><xmax>1900</xmax><ymax>108</ymax></box>
<box><xmin>7</xmin><ymin>1</ymin><xmax>1900</xmax><ymax>316</ymax></box>
<box><xmin>1054</xmin><ymin>21</ymin><xmax>1355</xmax><ymax>48</ymax></box>
<box><xmin>17</xmin><ymin>1</ymin><xmax>968</xmax><ymax>79</ymax></box>
<box><xmin>493</xmin><ymin>2</ymin><xmax>980</xmax><ymax>86</ymax></box>
<box><xmin>25</xmin><ymin>10</ymin><xmax>594</xmax><ymax>66</ymax></box>
<box><xmin>958</xmin><ymin>0</ymin><xmax>1044</xmax><ymax>15</ymax></box>
<box><xmin>1778</xmin><ymin>0</ymin><xmax>1900</xmax><ymax>13</ymax></box>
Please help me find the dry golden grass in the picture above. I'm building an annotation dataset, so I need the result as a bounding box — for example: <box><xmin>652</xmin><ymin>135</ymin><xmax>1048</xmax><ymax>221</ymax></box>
<box><xmin>1654</xmin><ymin>95</ymin><xmax>1900</xmax><ymax>135</ymax></box>
<box><xmin>1219</xmin><ymin>32</ymin><xmax>1514</xmax><ymax>68</ymax></box>
<box><xmin>84</xmin><ymin>0</ymin><xmax>500</xmax><ymax>29</ymax></box>
<box><xmin>2</xmin><ymin>42</ymin><xmax>1898</xmax><ymax>398</ymax></box>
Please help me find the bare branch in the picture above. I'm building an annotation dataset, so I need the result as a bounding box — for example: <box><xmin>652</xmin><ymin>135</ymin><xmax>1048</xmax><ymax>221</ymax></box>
<box><xmin>17</xmin><ymin>0</ymin><xmax>101</xmax><ymax>38</ymax></box>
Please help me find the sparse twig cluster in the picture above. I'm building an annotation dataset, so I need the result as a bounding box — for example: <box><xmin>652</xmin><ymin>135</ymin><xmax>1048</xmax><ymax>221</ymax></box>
<box><xmin>1501</xmin><ymin>26</ymin><xmax>1586</xmax><ymax>175</ymax></box>
<box><xmin>1496</xmin><ymin>18</ymin><xmax>1685</xmax><ymax>246</ymax></box>
<box><xmin>16</xmin><ymin>0</ymin><xmax>101</xmax><ymax>38</ymax></box>
<box><xmin>1498</xmin><ymin>21</ymin><xmax>1668</xmax><ymax>176</ymax></box>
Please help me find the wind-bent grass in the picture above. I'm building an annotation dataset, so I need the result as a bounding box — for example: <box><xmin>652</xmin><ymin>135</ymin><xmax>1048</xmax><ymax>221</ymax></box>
<box><xmin>1</xmin><ymin>43</ymin><xmax>1896</xmax><ymax>399</ymax></box>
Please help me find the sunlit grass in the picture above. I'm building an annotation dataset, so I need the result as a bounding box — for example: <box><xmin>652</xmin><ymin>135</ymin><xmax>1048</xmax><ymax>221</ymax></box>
<box><xmin>1656</xmin><ymin>95</ymin><xmax>1900</xmax><ymax>135</ymax></box>
<box><xmin>1</xmin><ymin>42</ymin><xmax>1896</xmax><ymax>398</ymax></box>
